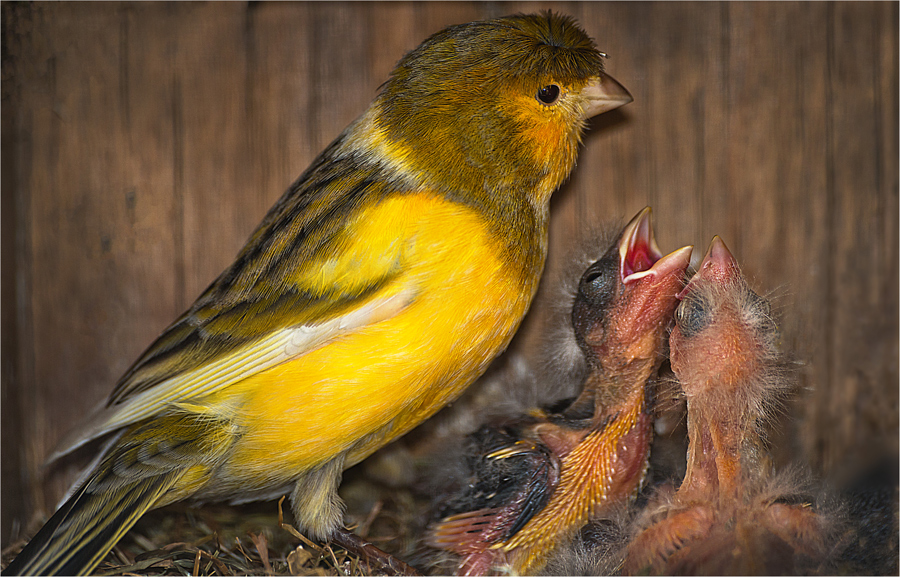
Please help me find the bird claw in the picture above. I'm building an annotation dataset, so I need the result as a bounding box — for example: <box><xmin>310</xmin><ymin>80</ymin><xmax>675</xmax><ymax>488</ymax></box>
<box><xmin>330</xmin><ymin>527</ymin><xmax>421</xmax><ymax>576</ymax></box>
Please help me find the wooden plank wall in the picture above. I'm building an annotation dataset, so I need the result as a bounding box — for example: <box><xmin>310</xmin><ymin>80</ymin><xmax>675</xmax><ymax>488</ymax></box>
<box><xmin>2</xmin><ymin>1</ymin><xmax>897</xmax><ymax>546</ymax></box>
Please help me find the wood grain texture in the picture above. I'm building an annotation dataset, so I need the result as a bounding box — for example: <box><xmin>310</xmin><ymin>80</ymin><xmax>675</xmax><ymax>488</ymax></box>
<box><xmin>2</xmin><ymin>1</ymin><xmax>897</xmax><ymax>546</ymax></box>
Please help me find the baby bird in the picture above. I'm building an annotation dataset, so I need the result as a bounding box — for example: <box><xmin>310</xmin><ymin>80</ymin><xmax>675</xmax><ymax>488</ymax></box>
<box><xmin>623</xmin><ymin>237</ymin><xmax>836</xmax><ymax>575</ymax></box>
<box><xmin>428</xmin><ymin>208</ymin><xmax>692</xmax><ymax>575</ymax></box>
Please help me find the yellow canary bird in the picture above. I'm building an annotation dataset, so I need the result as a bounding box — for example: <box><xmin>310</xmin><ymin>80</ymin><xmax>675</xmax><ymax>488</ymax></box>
<box><xmin>3</xmin><ymin>11</ymin><xmax>632</xmax><ymax>576</ymax></box>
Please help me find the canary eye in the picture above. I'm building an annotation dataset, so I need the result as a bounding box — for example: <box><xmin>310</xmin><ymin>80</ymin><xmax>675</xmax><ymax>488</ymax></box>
<box><xmin>571</xmin><ymin>255</ymin><xmax>617</xmax><ymax>348</ymax></box>
<box><xmin>536</xmin><ymin>84</ymin><xmax>561</xmax><ymax>105</ymax></box>
<box><xmin>745</xmin><ymin>289</ymin><xmax>771</xmax><ymax>318</ymax></box>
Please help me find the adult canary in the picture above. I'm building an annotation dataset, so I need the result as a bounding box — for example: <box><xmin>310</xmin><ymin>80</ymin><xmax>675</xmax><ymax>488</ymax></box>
<box><xmin>3</xmin><ymin>11</ymin><xmax>632</xmax><ymax>576</ymax></box>
<box><xmin>428</xmin><ymin>209</ymin><xmax>692</xmax><ymax>575</ymax></box>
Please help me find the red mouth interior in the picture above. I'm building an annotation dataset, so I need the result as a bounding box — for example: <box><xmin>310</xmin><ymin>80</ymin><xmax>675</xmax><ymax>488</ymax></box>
<box><xmin>624</xmin><ymin>238</ymin><xmax>660</xmax><ymax>277</ymax></box>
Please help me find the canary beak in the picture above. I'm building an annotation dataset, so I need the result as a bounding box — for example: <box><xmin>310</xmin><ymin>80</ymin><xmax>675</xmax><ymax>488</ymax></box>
<box><xmin>581</xmin><ymin>71</ymin><xmax>633</xmax><ymax>118</ymax></box>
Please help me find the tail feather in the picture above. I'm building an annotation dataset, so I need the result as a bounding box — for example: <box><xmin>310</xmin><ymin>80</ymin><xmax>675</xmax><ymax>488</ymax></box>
<box><xmin>3</xmin><ymin>413</ymin><xmax>235</xmax><ymax>576</ymax></box>
<box><xmin>3</xmin><ymin>469</ymin><xmax>180</xmax><ymax>575</ymax></box>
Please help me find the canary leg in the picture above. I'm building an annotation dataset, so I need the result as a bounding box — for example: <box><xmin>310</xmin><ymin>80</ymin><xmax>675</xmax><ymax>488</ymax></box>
<box><xmin>291</xmin><ymin>455</ymin><xmax>347</xmax><ymax>540</ymax></box>
<box><xmin>289</xmin><ymin>459</ymin><xmax>420</xmax><ymax>575</ymax></box>
<box><xmin>289</xmin><ymin>454</ymin><xmax>421</xmax><ymax>575</ymax></box>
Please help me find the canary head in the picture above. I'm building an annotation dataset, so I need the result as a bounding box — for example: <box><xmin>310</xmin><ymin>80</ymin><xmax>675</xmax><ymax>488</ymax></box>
<box><xmin>373</xmin><ymin>12</ymin><xmax>632</xmax><ymax>212</ymax></box>
<box><xmin>571</xmin><ymin>208</ymin><xmax>692</xmax><ymax>406</ymax></box>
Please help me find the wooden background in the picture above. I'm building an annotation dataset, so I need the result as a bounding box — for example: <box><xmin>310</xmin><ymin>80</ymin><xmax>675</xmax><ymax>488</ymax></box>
<box><xmin>2</xmin><ymin>1</ymin><xmax>897</xmax><ymax>547</ymax></box>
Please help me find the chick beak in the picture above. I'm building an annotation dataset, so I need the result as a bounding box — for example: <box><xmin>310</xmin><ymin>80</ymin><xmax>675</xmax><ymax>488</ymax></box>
<box><xmin>618</xmin><ymin>207</ymin><xmax>693</xmax><ymax>287</ymax></box>
<box><xmin>618</xmin><ymin>207</ymin><xmax>662</xmax><ymax>281</ymax></box>
<box><xmin>678</xmin><ymin>236</ymin><xmax>740</xmax><ymax>299</ymax></box>
<box><xmin>580</xmin><ymin>208</ymin><xmax>690</xmax><ymax>390</ymax></box>
<box><xmin>581</xmin><ymin>71</ymin><xmax>633</xmax><ymax>118</ymax></box>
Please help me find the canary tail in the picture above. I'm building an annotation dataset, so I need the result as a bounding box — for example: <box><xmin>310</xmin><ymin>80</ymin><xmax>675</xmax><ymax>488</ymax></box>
<box><xmin>3</xmin><ymin>413</ymin><xmax>235</xmax><ymax>576</ymax></box>
<box><xmin>2</xmin><ymin>469</ymin><xmax>182</xmax><ymax>575</ymax></box>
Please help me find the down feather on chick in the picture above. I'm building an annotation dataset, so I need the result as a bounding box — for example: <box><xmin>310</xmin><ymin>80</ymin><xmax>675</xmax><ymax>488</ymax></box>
<box><xmin>622</xmin><ymin>237</ymin><xmax>842</xmax><ymax>576</ymax></box>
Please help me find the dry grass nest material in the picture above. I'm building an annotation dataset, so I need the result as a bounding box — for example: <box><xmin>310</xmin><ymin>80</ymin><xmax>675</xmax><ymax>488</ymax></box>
<box><xmin>1</xmin><ymin>461</ymin><xmax>430</xmax><ymax>576</ymax></box>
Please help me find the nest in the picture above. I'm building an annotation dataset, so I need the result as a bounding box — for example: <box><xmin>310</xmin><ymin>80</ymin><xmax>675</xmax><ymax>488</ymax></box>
<box><xmin>1</xmin><ymin>449</ymin><xmax>435</xmax><ymax>576</ymax></box>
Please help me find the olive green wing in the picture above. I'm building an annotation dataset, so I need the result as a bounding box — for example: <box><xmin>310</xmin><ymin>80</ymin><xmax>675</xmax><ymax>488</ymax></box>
<box><xmin>53</xmin><ymin>140</ymin><xmax>414</xmax><ymax>459</ymax></box>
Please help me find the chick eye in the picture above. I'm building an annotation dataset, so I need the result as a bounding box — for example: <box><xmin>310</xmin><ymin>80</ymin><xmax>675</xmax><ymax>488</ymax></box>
<box><xmin>536</xmin><ymin>84</ymin><xmax>561</xmax><ymax>105</ymax></box>
<box><xmin>578</xmin><ymin>258</ymin><xmax>616</xmax><ymax>310</ymax></box>
<box><xmin>675</xmin><ymin>296</ymin><xmax>709</xmax><ymax>338</ymax></box>
<box><xmin>743</xmin><ymin>288</ymin><xmax>776</xmax><ymax>332</ymax></box>
<box><xmin>746</xmin><ymin>289</ymin><xmax>771</xmax><ymax>318</ymax></box>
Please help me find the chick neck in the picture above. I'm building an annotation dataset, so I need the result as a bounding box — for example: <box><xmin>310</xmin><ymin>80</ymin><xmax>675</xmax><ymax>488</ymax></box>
<box><xmin>681</xmin><ymin>391</ymin><xmax>758</xmax><ymax>506</ymax></box>
<box><xmin>676</xmin><ymin>303</ymin><xmax>772</xmax><ymax>506</ymax></box>
<box><xmin>559</xmin><ymin>350</ymin><xmax>657</xmax><ymax>430</ymax></box>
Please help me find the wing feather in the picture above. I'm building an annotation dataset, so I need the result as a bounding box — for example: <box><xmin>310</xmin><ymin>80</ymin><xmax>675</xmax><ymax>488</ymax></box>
<box><xmin>50</xmin><ymin>125</ymin><xmax>422</xmax><ymax>460</ymax></box>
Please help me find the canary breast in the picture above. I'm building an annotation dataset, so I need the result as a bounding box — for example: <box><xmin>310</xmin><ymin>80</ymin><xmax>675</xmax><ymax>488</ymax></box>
<box><xmin>198</xmin><ymin>192</ymin><xmax>543</xmax><ymax>493</ymax></box>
